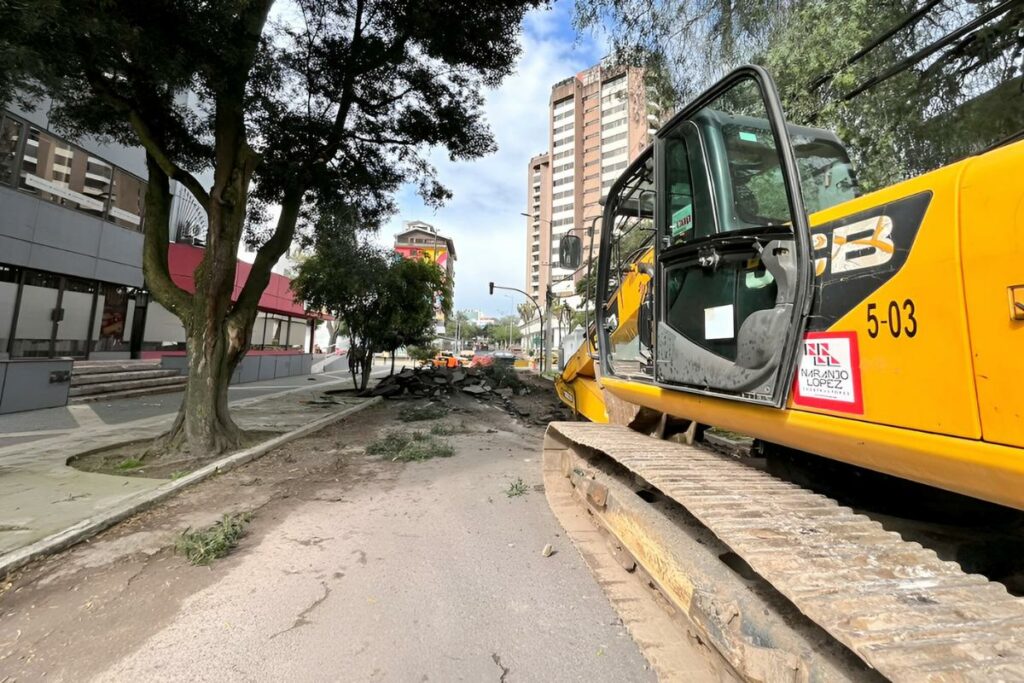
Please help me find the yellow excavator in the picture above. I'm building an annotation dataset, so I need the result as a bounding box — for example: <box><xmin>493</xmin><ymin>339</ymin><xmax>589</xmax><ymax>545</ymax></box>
<box><xmin>544</xmin><ymin>65</ymin><xmax>1024</xmax><ymax>681</ymax></box>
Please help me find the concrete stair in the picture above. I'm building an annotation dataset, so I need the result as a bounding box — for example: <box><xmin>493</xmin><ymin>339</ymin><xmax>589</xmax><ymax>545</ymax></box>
<box><xmin>69</xmin><ymin>360</ymin><xmax>187</xmax><ymax>402</ymax></box>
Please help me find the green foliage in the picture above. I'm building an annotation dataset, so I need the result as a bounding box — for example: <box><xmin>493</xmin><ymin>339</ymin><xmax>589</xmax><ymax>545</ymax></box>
<box><xmin>393</xmin><ymin>437</ymin><xmax>455</xmax><ymax>462</ymax></box>
<box><xmin>115</xmin><ymin>458</ymin><xmax>144</xmax><ymax>470</ymax></box>
<box><xmin>3</xmin><ymin>0</ymin><xmax>543</xmax><ymax>449</ymax></box>
<box><xmin>399</xmin><ymin>403</ymin><xmax>450</xmax><ymax>422</ymax></box>
<box><xmin>444</xmin><ymin>310</ymin><xmax>483</xmax><ymax>341</ymax></box>
<box><xmin>293</xmin><ymin>219</ymin><xmax>451</xmax><ymax>388</ymax></box>
<box><xmin>365</xmin><ymin>429</ymin><xmax>454</xmax><ymax>462</ymax></box>
<box><xmin>175</xmin><ymin>512</ymin><xmax>251</xmax><ymax>566</ymax></box>
<box><xmin>429</xmin><ymin>421</ymin><xmax>466</xmax><ymax>436</ymax></box>
<box><xmin>482</xmin><ymin>364</ymin><xmax>525</xmax><ymax>393</ymax></box>
<box><xmin>487</xmin><ymin>315</ymin><xmax>522</xmax><ymax>347</ymax></box>
<box><xmin>577</xmin><ymin>0</ymin><xmax>1024</xmax><ymax>191</ymax></box>
<box><xmin>505</xmin><ymin>478</ymin><xmax>528</xmax><ymax>497</ymax></box>
<box><xmin>407</xmin><ymin>345</ymin><xmax>439</xmax><ymax>364</ymax></box>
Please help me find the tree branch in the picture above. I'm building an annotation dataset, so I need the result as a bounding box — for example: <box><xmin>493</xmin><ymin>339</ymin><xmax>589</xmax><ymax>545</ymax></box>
<box><xmin>128</xmin><ymin>111</ymin><xmax>211</xmax><ymax>210</ymax></box>
<box><xmin>228</xmin><ymin>189</ymin><xmax>303</xmax><ymax>327</ymax></box>
<box><xmin>141</xmin><ymin>154</ymin><xmax>193</xmax><ymax>318</ymax></box>
<box><xmin>85</xmin><ymin>73</ymin><xmax>212</xmax><ymax>210</ymax></box>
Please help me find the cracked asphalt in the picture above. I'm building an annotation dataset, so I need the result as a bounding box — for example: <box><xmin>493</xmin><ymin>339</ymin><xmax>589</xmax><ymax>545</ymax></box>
<box><xmin>1</xmin><ymin>394</ymin><xmax>656</xmax><ymax>682</ymax></box>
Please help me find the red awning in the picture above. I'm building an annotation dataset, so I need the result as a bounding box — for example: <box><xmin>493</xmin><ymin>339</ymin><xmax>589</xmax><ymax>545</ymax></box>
<box><xmin>166</xmin><ymin>243</ymin><xmax>319</xmax><ymax>319</ymax></box>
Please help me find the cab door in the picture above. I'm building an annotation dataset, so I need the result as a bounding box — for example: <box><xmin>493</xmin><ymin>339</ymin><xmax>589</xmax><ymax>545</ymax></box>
<box><xmin>649</xmin><ymin>67</ymin><xmax>812</xmax><ymax>406</ymax></box>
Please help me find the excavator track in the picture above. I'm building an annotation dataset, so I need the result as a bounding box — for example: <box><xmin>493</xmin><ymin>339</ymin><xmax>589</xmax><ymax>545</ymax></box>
<box><xmin>545</xmin><ymin>422</ymin><xmax>1024</xmax><ymax>681</ymax></box>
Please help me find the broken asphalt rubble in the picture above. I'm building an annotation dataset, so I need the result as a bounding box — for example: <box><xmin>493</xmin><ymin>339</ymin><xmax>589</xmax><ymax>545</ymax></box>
<box><xmin>359</xmin><ymin>365</ymin><xmax>569</xmax><ymax>425</ymax></box>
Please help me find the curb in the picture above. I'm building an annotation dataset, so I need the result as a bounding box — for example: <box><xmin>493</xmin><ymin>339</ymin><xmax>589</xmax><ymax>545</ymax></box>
<box><xmin>0</xmin><ymin>397</ymin><xmax>381</xmax><ymax>579</ymax></box>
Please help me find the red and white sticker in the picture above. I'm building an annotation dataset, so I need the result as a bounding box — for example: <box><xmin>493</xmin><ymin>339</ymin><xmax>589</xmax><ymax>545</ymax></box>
<box><xmin>792</xmin><ymin>331</ymin><xmax>863</xmax><ymax>414</ymax></box>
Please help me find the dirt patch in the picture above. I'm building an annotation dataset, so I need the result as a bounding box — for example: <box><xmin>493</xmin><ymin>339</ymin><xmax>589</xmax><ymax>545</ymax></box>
<box><xmin>0</xmin><ymin>402</ymin><xmax>396</xmax><ymax>681</ymax></box>
<box><xmin>67</xmin><ymin>430</ymin><xmax>282</xmax><ymax>479</ymax></box>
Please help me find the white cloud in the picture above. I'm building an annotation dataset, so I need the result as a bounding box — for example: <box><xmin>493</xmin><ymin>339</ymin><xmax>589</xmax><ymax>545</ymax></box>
<box><xmin>380</xmin><ymin>1</ymin><xmax>603</xmax><ymax>316</ymax></box>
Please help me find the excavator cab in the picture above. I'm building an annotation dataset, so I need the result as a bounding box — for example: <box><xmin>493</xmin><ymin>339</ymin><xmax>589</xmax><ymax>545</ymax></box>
<box><xmin>597</xmin><ymin>66</ymin><xmax>857</xmax><ymax>407</ymax></box>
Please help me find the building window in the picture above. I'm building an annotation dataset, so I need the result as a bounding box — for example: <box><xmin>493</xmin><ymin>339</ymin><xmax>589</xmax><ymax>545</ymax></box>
<box><xmin>20</xmin><ymin>128</ymin><xmax>111</xmax><ymax>219</ymax></box>
<box><xmin>3</xmin><ymin>114</ymin><xmax>148</xmax><ymax>232</ymax></box>
<box><xmin>109</xmin><ymin>168</ymin><xmax>145</xmax><ymax>229</ymax></box>
<box><xmin>0</xmin><ymin>117</ymin><xmax>23</xmax><ymax>185</ymax></box>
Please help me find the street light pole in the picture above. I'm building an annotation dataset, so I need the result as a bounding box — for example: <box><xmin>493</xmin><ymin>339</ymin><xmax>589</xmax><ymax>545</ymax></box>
<box><xmin>489</xmin><ymin>282</ymin><xmax>544</xmax><ymax>372</ymax></box>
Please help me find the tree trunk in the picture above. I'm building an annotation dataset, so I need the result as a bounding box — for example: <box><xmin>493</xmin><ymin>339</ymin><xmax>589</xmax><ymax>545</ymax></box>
<box><xmin>390</xmin><ymin>352</ymin><xmax>396</xmax><ymax>376</ymax></box>
<box><xmin>329</xmin><ymin>323</ymin><xmax>341</xmax><ymax>351</ymax></box>
<box><xmin>163</xmin><ymin>328</ymin><xmax>244</xmax><ymax>454</ymax></box>
<box><xmin>359</xmin><ymin>354</ymin><xmax>373</xmax><ymax>392</ymax></box>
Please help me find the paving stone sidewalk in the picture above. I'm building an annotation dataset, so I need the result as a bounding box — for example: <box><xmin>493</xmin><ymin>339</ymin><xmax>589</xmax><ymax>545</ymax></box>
<box><xmin>0</xmin><ymin>372</ymin><xmax>376</xmax><ymax>557</ymax></box>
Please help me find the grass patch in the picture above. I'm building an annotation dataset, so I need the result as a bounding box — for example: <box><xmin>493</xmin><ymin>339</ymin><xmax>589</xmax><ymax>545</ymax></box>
<box><xmin>428</xmin><ymin>421</ymin><xmax>470</xmax><ymax>436</ymax></box>
<box><xmin>399</xmin><ymin>403</ymin><xmax>449</xmax><ymax>422</ymax></box>
<box><xmin>393</xmin><ymin>437</ymin><xmax>454</xmax><ymax>462</ymax></box>
<box><xmin>115</xmin><ymin>457</ymin><xmax>144</xmax><ymax>470</ymax></box>
<box><xmin>169</xmin><ymin>470</ymin><xmax>188</xmax><ymax>480</ymax></box>
<box><xmin>505</xmin><ymin>477</ymin><xmax>528</xmax><ymax>497</ymax></box>
<box><xmin>175</xmin><ymin>512</ymin><xmax>251</xmax><ymax>566</ymax></box>
<box><xmin>366</xmin><ymin>429</ymin><xmax>454</xmax><ymax>462</ymax></box>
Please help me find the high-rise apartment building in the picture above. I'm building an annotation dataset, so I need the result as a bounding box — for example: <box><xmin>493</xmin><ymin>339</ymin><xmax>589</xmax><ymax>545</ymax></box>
<box><xmin>525</xmin><ymin>63</ymin><xmax>652</xmax><ymax>309</ymax></box>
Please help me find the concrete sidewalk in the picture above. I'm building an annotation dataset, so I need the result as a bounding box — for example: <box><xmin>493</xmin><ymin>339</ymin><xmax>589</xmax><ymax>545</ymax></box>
<box><xmin>0</xmin><ymin>368</ymin><xmax>386</xmax><ymax>558</ymax></box>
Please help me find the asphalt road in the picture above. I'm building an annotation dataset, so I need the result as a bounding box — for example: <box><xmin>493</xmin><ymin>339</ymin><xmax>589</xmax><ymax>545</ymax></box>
<box><xmin>86</xmin><ymin>401</ymin><xmax>656</xmax><ymax>682</ymax></box>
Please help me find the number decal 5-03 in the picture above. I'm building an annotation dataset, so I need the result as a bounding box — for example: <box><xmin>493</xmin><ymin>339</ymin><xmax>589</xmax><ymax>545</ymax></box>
<box><xmin>867</xmin><ymin>299</ymin><xmax>917</xmax><ymax>339</ymax></box>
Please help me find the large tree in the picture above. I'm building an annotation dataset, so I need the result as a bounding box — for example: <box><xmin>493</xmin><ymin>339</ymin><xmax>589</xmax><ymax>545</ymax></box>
<box><xmin>4</xmin><ymin>0</ymin><xmax>541</xmax><ymax>454</ymax></box>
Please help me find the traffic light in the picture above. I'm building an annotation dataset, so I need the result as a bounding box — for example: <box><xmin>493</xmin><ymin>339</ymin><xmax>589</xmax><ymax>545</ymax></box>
<box><xmin>545</xmin><ymin>285</ymin><xmax>553</xmax><ymax>307</ymax></box>
<box><xmin>489</xmin><ymin>282</ymin><xmax>494</xmax><ymax>295</ymax></box>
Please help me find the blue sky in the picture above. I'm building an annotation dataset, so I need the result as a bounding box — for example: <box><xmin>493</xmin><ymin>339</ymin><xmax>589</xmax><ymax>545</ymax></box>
<box><xmin>377</xmin><ymin>1</ymin><xmax>606</xmax><ymax>317</ymax></box>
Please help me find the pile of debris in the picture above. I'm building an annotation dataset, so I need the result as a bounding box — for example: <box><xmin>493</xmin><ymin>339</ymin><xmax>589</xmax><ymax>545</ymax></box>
<box><xmin>368</xmin><ymin>365</ymin><xmax>528</xmax><ymax>400</ymax></box>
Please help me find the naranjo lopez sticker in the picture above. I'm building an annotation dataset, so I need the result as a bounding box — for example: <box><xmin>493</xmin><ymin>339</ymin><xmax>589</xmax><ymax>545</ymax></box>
<box><xmin>792</xmin><ymin>331</ymin><xmax>863</xmax><ymax>414</ymax></box>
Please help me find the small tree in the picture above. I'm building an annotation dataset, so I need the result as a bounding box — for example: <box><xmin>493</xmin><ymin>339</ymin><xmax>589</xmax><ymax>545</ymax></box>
<box><xmin>4</xmin><ymin>0</ymin><xmax>541</xmax><ymax>454</ymax></box>
<box><xmin>373</xmin><ymin>256</ymin><xmax>452</xmax><ymax>376</ymax></box>
<box><xmin>407</xmin><ymin>345</ymin><xmax>439</xmax><ymax>365</ymax></box>
<box><xmin>293</xmin><ymin>226</ymin><xmax>449</xmax><ymax>389</ymax></box>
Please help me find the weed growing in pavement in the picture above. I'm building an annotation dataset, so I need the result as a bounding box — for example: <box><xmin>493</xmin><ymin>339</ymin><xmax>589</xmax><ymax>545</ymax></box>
<box><xmin>366</xmin><ymin>429</ymin><xmax>454</xmax><ymax>462</ymax></box>
<box><xmin>429</xmin><ymin>421</ymin><xmax>470</xmax><ymax>436</ymax></box>
<box><xmin>366</xmin><ymin>430</ymin><xmax>418</xmax><ymax>455</ymax></box>
<box><xmin>175</xmin><ymin>512</ymin><xmax>251</xmax><ymax>566</ymax></box>
<box><xmin>169</xmin><ymin>470</ymin><xmax>187</xmax><ymax>480</ymax></box>
<box><xmin>393</xmin><ymin>437</ymin><xmax>454</xmax><ymax>462</ymax></box>
<box><xmin>506</xmin><ymin>478</ymin><xmax>529</xmax><ymax>497</ymax></box>
<box><xmin>399</xmin><ymin>403</ymin><xmax>449</xmax><ymax>422</ymax></box>
<box><xmin>115</xmin><ymin>458</ymin><xmax>144</xmax><ymax>470</ymax></box>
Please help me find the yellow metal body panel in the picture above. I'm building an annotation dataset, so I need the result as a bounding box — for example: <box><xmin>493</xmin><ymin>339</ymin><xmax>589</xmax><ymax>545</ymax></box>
<box><xmin>959</xmin><ymin>141</ymin><xmax>1024</xmax><ymax>447</ymax></box>
<box><xmin>608</xmin><ymin>249</ymin><xmax>654</xmax><ymax>346</ymax></box>
<box><xmin>603</xmin><ymin>376</ymin><xmax>1024</xmax><ymax>510</ymax></box>
<box><xmin>797</xmin><ymin>161</ymin><xmax>981</xmax><ymax>438</ymax></box>
<box><xmin>555</xmin><ymin>140</ymin><xmax>1024</xmax><ymax>508</ymax></box>
<box><xmin>555</xmin><ymin>375</ymin><xmax>609</xmax><ymax>423</ymax></box>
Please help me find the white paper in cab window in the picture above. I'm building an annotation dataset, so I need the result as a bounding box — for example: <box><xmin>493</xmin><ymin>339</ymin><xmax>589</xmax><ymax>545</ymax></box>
<box><xmin>704</xmin><ymin>304</ymin><xmax>734</xmax><ymax>340</ymax></box>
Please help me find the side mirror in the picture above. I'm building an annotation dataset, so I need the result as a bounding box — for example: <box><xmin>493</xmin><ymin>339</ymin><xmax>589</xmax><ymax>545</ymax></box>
<box><xmin>559</xmin><ymin>234</ymin><xmax>582</xmax><ymax>270</ymax></box>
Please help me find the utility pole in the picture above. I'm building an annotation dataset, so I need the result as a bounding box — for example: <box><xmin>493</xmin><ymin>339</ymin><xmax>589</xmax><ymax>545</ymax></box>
<box><xmin>455</xmin><ymin>315</ymin><xmax>461</xmax><ymax>353</ymax></box>
<box><xmin>544</xmin><ymin>285</ymin><xmax>553</xmax><ymax>375</ymax></box>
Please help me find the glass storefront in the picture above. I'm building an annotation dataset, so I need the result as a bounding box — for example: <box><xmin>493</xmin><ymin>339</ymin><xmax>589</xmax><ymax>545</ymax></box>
<box><xmin>0</xmin><ymin>265</ymin><xmax>312</xmax><ymax>359</ymax></box>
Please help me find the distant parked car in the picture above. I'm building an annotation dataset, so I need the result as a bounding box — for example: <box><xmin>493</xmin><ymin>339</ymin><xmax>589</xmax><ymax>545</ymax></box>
<box><xmin>471</xmin><ymin>350</ymin><xmax>514</xmax><ymax>368</ymax></box>
<box><xmin>470</xmin><ymin>351</ymin><xmax>494</xmax><ymax>367</ymax></box>
<box><xmin>432</xmin><ymin>352</ymin><xmax>460</xmax><ymax>369</ymax></box>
